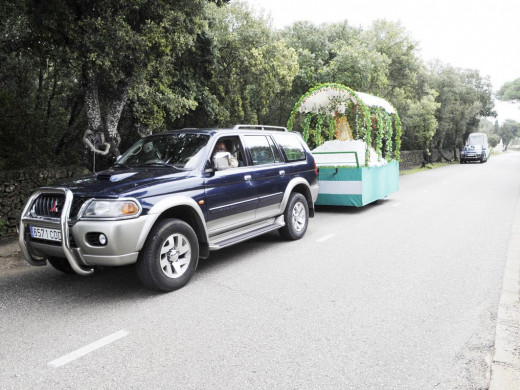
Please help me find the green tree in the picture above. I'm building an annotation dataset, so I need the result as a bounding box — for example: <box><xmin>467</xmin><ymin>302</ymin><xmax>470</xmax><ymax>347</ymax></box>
<box><xmin>477</xmin><ymin>118</ymin><xmax>495</xmax><ymax>135</ymax></box>
<box><xmin>497</xmin><ymin>78</ymin><xmax>520</xmax><ymax>101</ymax></box>
<box><xmin>28</xmin><ymin>0</ymin><xmax>227</xmax><ymax>171</ymax></box>
<box><xmin>320</xmin><ymin>41</ymin><xmax>390</xmax><ymax>93</ymax></box>
<box><xmin>281</xmin><ymin>21</ymin><xmax>363</xmax><ymax>107</ymax></box>
<box><xmin>0</xmin><ymin>0</ymin><xmax>84</xmax><ymax>169</ymax></box>
<box><xmin>363</xmin><ymin>20</ymin><xmax>422</xmax><ymax>103</ymax></box>
<box><xmin>428</xmin><ymin>62</ymin><xmax>495</xmax><ymax>158</ymax></box>
<box><xmin>203</xmin><ymin>2</ymin><xmax>298</xmax><ymax>126</ymax></box>
<box><xmin>499</xmin><ymin>120</ymin><xmax>520</xmax><ymax>150</ymax></box>
<box><xmin>401</xmin><ymin>90</ymin><xmax>440</xmax><ymax>151</ymax></box>
<box><xmin>488</xmin><ymin>133</ymin><xmax>501</xmax><ymax>148</ymax></box>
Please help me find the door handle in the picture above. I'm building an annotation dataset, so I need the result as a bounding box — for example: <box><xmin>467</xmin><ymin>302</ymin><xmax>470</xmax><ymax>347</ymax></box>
<box><xmin>244</xmin><ymin>175</ymin><xmax>252</xmax><ymax>181</ymax></box>
<box><xmin>279</xmin><ymin>170</ymin><xmax>285</xmax><ymax>176</ymax></box>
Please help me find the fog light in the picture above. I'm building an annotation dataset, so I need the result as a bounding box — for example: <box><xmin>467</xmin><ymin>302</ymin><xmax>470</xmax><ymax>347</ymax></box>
<box><xmin>99</xmin><ymin>234</ymin><xmax>107</xmax><ymax>246</ymax></box>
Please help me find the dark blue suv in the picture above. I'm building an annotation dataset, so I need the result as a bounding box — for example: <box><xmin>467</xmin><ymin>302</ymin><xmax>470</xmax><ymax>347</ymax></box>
<box><xmin>19</xmin><ymin>125</ymin><xmax>318</xmax><ymax>291</ymax></box>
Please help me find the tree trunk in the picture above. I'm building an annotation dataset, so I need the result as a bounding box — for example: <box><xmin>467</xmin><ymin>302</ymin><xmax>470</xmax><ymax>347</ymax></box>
<box><xmin>105</xmin><ymin>78</ymin><xmax>131</xmax><ymax>156</ymax></box>
<box><xmin>84</xmin><ymin>72</ymin><xmax>101</xmax><ymax>132</ymax></box>
<box><xmin>82</xmin><ymin>73</ymin><xmax>130</xmax><ymax>172</ymax></box>
<box><xmin>436</xmin><ymin>148</ymin><xmax>452</xmax><ymax>162</ymax></box>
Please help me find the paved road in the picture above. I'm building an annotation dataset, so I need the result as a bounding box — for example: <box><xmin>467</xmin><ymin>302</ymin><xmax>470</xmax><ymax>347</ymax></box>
<box><xmin>1</xmin><ymin>152</ymin><xmax>519</xmax><ymax>389</ymax></box>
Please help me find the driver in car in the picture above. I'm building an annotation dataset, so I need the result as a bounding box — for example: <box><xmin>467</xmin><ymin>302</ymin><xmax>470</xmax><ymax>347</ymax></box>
<box><xmin>213</xmin><ymin>141</ymin><xmax>238</xmax><ymax>168</ymax></box>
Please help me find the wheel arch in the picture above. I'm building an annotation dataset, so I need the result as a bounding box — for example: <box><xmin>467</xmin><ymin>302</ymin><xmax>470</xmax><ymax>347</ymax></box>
<box><xmin>137</xmin><ymin>197</ymin><xmax>210</xmax><ymax>259</ymax></box>
<box><xmin>156</xmin><ymin>206</ymin><xmax>209</xmax><ymax>259</ymax></box>
<box><xmin>282</xmin><ymin>178</ymin><xmax>315</xmax><ymax>218</ymax></box>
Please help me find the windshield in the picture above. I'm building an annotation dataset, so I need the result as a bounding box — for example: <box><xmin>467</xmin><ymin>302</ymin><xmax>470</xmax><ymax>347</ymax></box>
<box><xmin>467</xmin><ymin>134</ymin><xmax>485</xmax><ymax>146</ymax></box>
<box><xmin>116</xmin><ymin>133</ymin><xmax>210</xmax><ymax>169</ymax></box>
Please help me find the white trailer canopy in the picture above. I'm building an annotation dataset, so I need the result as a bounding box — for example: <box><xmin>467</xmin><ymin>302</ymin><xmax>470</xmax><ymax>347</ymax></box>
<box><xmin>297</xmin><ymin>86</ymin><xmax>396</xmax><ymax>115</ymax></box>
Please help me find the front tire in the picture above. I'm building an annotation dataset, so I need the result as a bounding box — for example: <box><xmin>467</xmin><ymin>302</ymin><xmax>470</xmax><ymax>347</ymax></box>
<box><xmin>136</xmin><ymin>218</ymin><xmax>199</xmax><ymax>292</ymax></box>
<box><xmin>279</xmin><ymin>193</ymin><xmax>309</xmax><ymax>240</ymax></box>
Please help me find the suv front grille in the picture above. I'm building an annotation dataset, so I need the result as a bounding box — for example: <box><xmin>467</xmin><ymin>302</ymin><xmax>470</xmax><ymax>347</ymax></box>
<box><xmin>32</xmin><ymin>194</ymin><xmax>65</xmax><ymax>218</ymax></box>
<box><xmin>31</xmin><ymin>194</ymin><xmax>89</xmax><ymax>220</ymax></box>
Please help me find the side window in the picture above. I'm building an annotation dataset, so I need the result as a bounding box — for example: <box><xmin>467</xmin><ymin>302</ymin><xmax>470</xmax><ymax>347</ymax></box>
<box><xmin>244</xmin><ymin>135</ymin><xmax>277</xmax><ymax>166</ymax></box>
<box><xmin>267</xmin><ymin>136</ymin><xmax>282</xmax><ymax>163</ymax></box>
<box><xmin>272</xmin><ymin>133</ymin><xmax>306</xmax><ymax>162</ymax></box>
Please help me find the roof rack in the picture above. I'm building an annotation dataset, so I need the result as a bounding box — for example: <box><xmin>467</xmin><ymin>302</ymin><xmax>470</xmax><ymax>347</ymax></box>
<box><xmin>233</xmin><ymin>124</ymin><xmax>287</xmax><ymax>132</ymax></box>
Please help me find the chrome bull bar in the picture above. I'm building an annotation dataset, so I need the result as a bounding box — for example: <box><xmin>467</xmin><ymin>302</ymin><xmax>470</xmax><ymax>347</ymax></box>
<box><xmin>18</xmin><ymin>187</ymin><xmax>94</xmax><ymax>275</ymax></box>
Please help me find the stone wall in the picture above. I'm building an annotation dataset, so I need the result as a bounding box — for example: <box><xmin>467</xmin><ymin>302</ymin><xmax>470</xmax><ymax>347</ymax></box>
<box><xmin>0</xmin><ymin>167</ymin><xmax>89</xmax><ymax>231</ymax></box>
<box><xmin>400</xmin><ymin>149</ymin><xmax>458</xmax><ymax>169</ymax></box>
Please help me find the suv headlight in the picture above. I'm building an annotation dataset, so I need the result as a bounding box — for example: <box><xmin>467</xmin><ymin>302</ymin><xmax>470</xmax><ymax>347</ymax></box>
<box><xmin>81</xmin><ymin>199</ymin><xmax>141</xmax><ymax>219</ymax></box>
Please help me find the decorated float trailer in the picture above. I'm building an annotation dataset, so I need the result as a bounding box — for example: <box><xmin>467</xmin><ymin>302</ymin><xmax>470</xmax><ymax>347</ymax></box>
<box><xmin>287</xmin><ymin>83</ymin><xmax>402</xmax><ymax>207</ymax></box>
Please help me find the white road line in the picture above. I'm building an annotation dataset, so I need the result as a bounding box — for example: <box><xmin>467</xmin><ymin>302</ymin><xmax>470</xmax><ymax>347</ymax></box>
<box><xmin>48</xmin><ymin>329</ymin><xmax>129</xmax><ymax>368</ymax></box>
<box><xmin>317</xmin><ymin>234</ymin><xmax>336</xmax><ymax>243</ymax></box>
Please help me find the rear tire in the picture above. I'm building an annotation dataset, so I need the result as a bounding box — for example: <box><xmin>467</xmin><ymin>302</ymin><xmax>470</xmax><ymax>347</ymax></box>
<box><xmin>279</xmin><ymin>193</ymin><xmax>309</xmax><ymax>241</ymax></box>
<box><xmin>47</xmin><ymin>256</ymin><xmax>75</xmax><ymax>274</ymax></box>
<box><xmin>136</xmin><ymin>218</ymin><xmax>199</xmax><ymax>292</ymax></box>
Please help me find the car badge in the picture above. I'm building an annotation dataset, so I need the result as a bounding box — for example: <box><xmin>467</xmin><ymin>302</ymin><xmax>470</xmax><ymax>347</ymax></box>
<box><xmin>50</xmin><ymin>201</ymin><xmax>59</xmax><ymax>213</ymax></box>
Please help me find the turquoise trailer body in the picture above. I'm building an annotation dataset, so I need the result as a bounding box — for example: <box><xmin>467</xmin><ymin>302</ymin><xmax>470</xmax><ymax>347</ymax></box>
<box><xmin>315</xmin><ymin>161</ymin><xmax>399</xmax><ymax>207</ymax></box>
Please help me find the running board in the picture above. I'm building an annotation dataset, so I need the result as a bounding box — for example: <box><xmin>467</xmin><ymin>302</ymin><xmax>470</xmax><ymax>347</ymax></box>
<box><xmin>209</xmin><ymin>217</ymin><xmax>285</xmax><ymax>250</ymax></box>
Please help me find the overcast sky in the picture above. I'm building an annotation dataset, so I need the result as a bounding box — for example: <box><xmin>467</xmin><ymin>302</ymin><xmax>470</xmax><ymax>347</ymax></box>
<box><xmin>242</xmin><ymin>0</ymin><xmax>520</xmax><ymax>122</ymax></box>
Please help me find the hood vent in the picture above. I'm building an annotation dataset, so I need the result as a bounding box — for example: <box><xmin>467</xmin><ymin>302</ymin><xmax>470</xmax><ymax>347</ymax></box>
<box><xmin>96</xmin><ymin>171</ymin><xmax>138</xmax><ymax>182</ymax></box>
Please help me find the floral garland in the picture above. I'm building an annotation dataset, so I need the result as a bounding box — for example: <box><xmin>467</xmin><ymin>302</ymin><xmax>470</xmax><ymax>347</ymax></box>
<box><xmin>315</xmin><ymin>114</ymin><xmax>325</xmax><ymax>147</ymax></box>
<box><xmin>287</xmin><ymin>82</ymin><xmax>401</xmax><ymax>165</ymax></box>
<box><xmin>373</xmin><ymin>107</ymin><xmax>384</xmax><ymax>160</ymax></box>
<box><xmin>302</xmin><ymin>113</ymin><xmax>312</xmax><ymax>142</ymax></box>
<box><xmin>328</xmin><ymin>117</ymin><xmax>336</xmax><ymax>140</ymax></box>
<box><xmin>384</xmin><ymin>111</ymin><xmax>393</xmax><ymax>158</ymax></box>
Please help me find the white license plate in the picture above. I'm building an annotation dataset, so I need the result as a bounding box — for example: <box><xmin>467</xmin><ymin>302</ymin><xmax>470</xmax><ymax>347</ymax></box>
<box><xmin>30</xmin><ymin>226</ymin><xmax>62</xmax><ymax>242</ymax></box>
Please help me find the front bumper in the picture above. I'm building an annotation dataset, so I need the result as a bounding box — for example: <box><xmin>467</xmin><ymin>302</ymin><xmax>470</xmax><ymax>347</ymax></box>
<box><xmin>461</xmin><ymin>152</ymin><xmax>482</xmax><ymax>161</ymax></box>
<box><xmin>19</xmin><ymin>188</ymin><xmax>149</xmax><ymax>274</ymax></box>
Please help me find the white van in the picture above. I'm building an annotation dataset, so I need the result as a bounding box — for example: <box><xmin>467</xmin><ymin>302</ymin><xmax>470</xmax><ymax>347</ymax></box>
<box><xmin>461</xmin><ymin>132</ymin><xmax>490</xmax><ymax>163</ymax></box>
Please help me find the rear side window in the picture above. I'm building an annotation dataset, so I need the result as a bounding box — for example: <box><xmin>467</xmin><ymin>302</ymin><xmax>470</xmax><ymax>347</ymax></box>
<box><xmin>244</xmin><ymin>135</ymin><xmax>278</xmax><ymax>165</ymax></box>
<box><xmin>273</xmin><ymin>133</ymin><xmax>306</xmax><ymax>162</ymax></box>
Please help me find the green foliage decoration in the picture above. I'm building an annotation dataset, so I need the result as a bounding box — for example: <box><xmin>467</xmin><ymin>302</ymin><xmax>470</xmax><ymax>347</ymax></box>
<box><xmin>328</xmin><ymin>117</ymin><xmax>336</xmax><ymax>139</ymax></box>
<box><xmin>303</xmin><ymin>114</ymin><xmax>312</xmax><ymax>142</ymax></box>
<box><xmin>315</xmin><ymin>114</ymin><xmax>325</xmax><ymax>147</ymax></box>
<box><xmin>373</xmin><ymin>107</ymin><xmax>384</xmax><ymax>160</ymax></box>
<box><xmin>384</xmin><ymin>111</ymin><xmax>393</xmax><ymax>158</ymax></box>
<box><xmin>287</xmin><ymin>82</ymin><xmax>402</xmax><ymax>166</ymax></box>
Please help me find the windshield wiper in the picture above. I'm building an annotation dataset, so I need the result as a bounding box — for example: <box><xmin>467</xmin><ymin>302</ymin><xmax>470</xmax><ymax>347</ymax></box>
<box><xmin>137</xmin><ymin>162</ymin><xmax>181</xmax><ymax>169</ymax></box>
<box><xmin>112</xmin><ymin>163</ymin><xmax>129</xmax><ymax>168</ymax></box>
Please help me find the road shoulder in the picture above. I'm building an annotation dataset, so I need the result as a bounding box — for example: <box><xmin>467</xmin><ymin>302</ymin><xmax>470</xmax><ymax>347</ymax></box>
<box><xmin>0</xmin><ymin>235</ymin><xmax>29</xmax><ymax>272</ymax></box>
<box><xmin>489</xmin><ymin>181</ymin><xmax>520</xmax><ymax>388</ymax></box>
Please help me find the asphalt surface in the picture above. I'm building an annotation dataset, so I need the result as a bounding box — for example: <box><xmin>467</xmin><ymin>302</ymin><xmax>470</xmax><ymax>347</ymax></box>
<box><xmin>1</xmin><ymin>152</ymin><xmax>519</xmax><ymax>389</ymax></box>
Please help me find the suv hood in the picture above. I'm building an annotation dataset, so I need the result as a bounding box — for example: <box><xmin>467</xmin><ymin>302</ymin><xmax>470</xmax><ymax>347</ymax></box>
<box><xmin>52</xmin><ymin>167</ymin><xmax>191</xmax><ymax>197</ymax></box>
